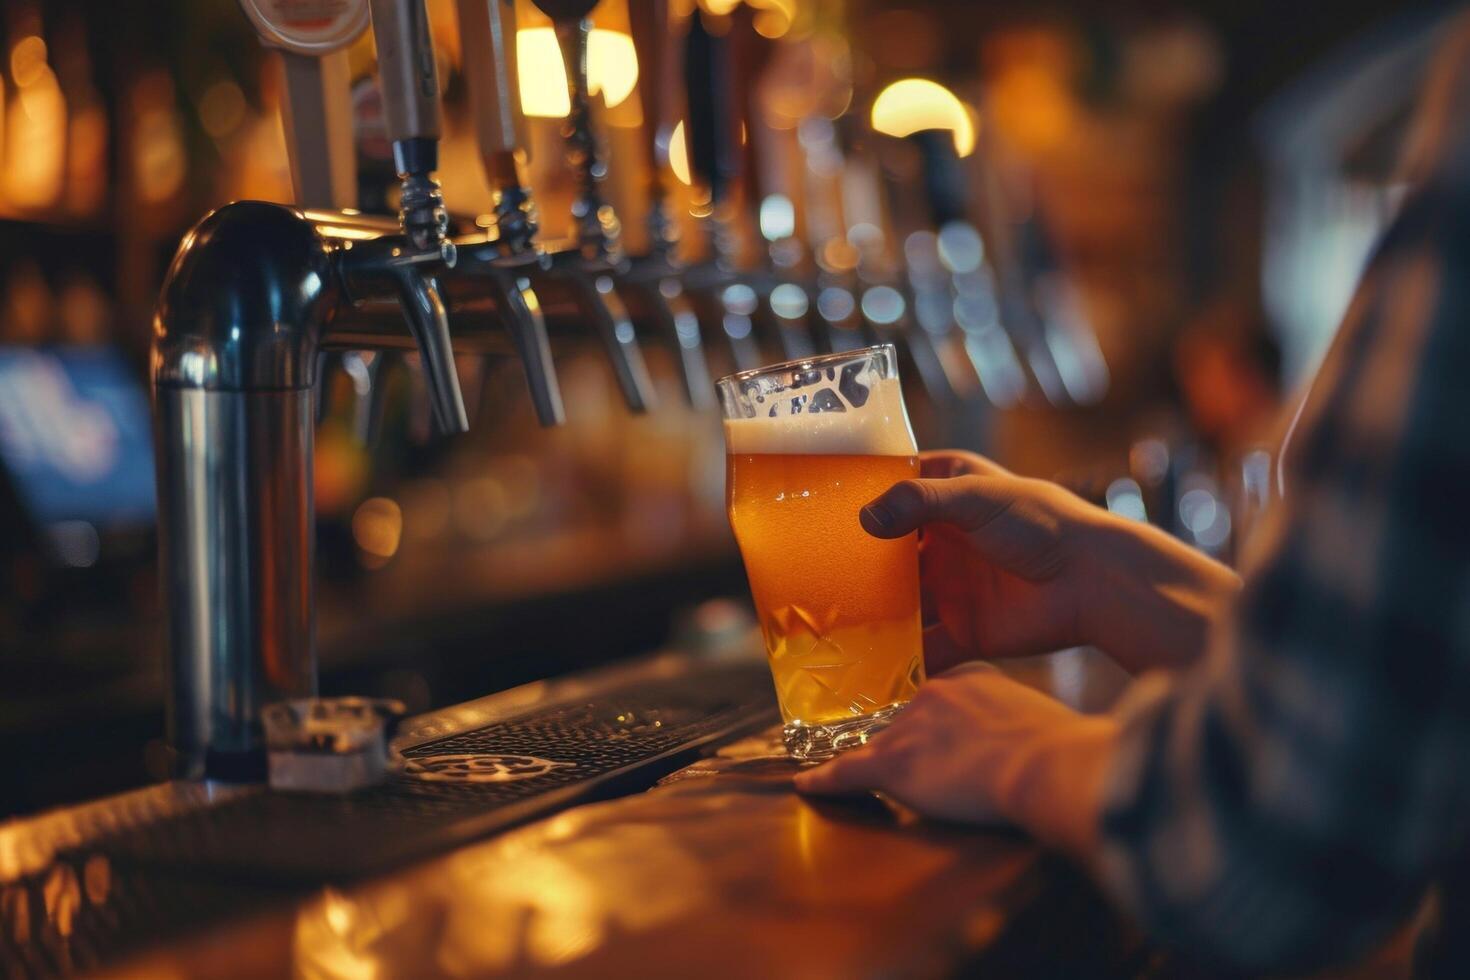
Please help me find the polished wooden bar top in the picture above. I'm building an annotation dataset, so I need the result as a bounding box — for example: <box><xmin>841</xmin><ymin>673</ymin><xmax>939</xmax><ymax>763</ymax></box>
<box><xmin>77</xmin><ymin>651</ymin><xmax>1132</xmax><ymax>980</ymax></box>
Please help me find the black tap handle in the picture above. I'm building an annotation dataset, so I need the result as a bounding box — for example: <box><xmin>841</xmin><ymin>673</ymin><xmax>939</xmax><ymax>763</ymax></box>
<box><xmin>909</xmin><ymin>129</ymin><xmax>968</xmax><ymax>228</ymax></box>
<box><xmin>684</xmin><ymin>11</ymin><xmax>741</xmax><ymax>207</ymax></box>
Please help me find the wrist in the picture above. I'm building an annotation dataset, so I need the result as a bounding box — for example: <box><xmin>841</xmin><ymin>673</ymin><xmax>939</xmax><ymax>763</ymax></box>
<box><xmin>1071</xmin><ymin>510</ymin><xmax>1240</xmax><ymax>672</ymax></box>
<box><xmin>998</xmin><ymin>714</ymin><xmax>1118</xmax><ymax>857</ymax></box>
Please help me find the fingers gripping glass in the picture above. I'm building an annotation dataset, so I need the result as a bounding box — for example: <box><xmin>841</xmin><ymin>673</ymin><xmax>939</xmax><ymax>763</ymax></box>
<box><xmin>718</xmin><ymin>345</ymin><xmax>925</xmax><ymax>761</ymax></box>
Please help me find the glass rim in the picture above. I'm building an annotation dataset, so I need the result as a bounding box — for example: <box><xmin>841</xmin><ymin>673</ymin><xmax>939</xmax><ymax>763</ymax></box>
<box><xmin>714</xmin><ymin>344</ymin><xmax>896</xmax><ymax>389</ymax></box>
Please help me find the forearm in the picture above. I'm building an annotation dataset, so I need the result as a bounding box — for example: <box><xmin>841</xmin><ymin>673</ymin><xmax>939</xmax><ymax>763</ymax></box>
<box><xmin>1074</xmin><ymin>512</ymin><xmax>1240</xmax><ymax>673</ymax></box>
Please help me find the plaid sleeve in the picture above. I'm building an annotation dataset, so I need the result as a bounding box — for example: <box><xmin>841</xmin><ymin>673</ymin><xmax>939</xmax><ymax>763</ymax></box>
<box><xmin>1096</xmin><ymin>177</ymin><xmax>1470</xmax><ymax>974</ymax></box>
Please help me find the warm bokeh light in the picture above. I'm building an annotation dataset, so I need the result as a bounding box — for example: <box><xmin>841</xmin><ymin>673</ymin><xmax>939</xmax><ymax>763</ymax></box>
<box><xmin>668</xmin><ymin>119</ymin><xmax>691</xmax><ymax>185</ymax></box>
<box><xmin>869</xmin><ymin>78</ymin><xmax>977</xmax><ymax>157</ymax></box>
<box><xmin>518</xmin><ymin>28</ymin><xmax>640</xmax><ymax>119</ymax></box>
<box><xmin>9</xmin><ymin>36</ymin><xmax>48</xmax><ymax>88</ymax></box>
<box><xmin>352</xmin><ymin>496</ymin><xmax>403</xmax><ymax>563</ymax></box>
<box><xmin>198</xmin><ymin>79</ymin><xmax>247</xmax><ymax>140</ymax></box>
<box><xmin>130</xmin><ymin>71</ymin><xmax>187</xmax><ymax>205</ymax></box>
<box><xmin>749</xmin><ymin>0</ymin><xmax>796</xmax><ymax>39</ymax></box>
<box><xmin>4</xmin><ymin>37</ymin><xmax>65</xmax><ymax>209</ymax></box>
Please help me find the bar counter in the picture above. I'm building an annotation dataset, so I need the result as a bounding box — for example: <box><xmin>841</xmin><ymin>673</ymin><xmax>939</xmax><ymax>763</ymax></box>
<box><xmin>3</xmin><ymin>650</ymin><xmax>1140</xmax><ymax>979</ymax></box>
<box><xmin>107</xmin><ymin>740</ymin><xmax>1134</xmax><ymax>978</ymax></box>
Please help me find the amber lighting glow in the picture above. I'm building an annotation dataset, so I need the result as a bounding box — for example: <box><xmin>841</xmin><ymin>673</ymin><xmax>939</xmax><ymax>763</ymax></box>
<box><xmin>870</xmin><ymin>78</ymin><xmax>977</xmax><ymax>157</ymax></box>
<box><xmin>352</xmin><ymin>497</ymin><xmax>403</xmax><ymax>567</ymax></box>
<box><xmin>668</xmin><ymin>119</ymin><xmax>691</xmax><ymax>185</ymax></box>
<box><xmin>518</xmin><ymin>28</ymin><xmax>639</xmax><ymax>119</ymax></box>
<box><xmin>4</xmin><ymin>36</ymin><xmax>66</xmax><ymax>209</ymax></box>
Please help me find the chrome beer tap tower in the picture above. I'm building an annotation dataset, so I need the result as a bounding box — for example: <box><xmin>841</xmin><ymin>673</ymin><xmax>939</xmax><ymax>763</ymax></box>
<box><xmin>153</xmin><ymin>0</ymin><xmax>561</xmax><ymax>779</ymax></box>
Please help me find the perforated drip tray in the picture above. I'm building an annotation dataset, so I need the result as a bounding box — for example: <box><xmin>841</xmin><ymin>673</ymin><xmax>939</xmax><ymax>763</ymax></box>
<box><xmin>101</xmin><ymin>657</ymin><xmax>778</xmax><ymax>883</ymax></box>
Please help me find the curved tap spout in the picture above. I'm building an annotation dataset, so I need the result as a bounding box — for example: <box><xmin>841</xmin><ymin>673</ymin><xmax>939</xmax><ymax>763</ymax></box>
<box><xmin>395</xmin><ymin>270</ymin><xmax>470</xmax><ymax>433</ymax></box>
<box><xmin>154</xmin><ymin>201</ymin><xmax>338</xmax><ymax>390</ymax></box>
<box><xmin>487</xmin><ymin>266</ymin><xmax>566</xmax><ymax>426</ymax></box>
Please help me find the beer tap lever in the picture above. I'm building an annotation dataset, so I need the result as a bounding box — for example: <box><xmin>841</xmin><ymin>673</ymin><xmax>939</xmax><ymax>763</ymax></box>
<box><xmin>535</xmin><ymin>0</ymin><xmax>620</xmax><ymax>264</ymax></box>
<box><xmin>623</xmin><ymin>0</ymin><xmax>714</xmax><ymax>408</ymax></box>
<box><xmin>457</xmin><ymin>0</ymin><xmax>535</xmax><ymax>257</ymax></box>
<box><xmin>532</xmin><ymin>0</ymin><xmax>657</xmax><ymax>413</ymax></box>
<box><xmin>365</xmin><ymin>0</ymin><xmax>469</xmax><ymax>433</ymax></box>
<box><xmin>455</xmin><ymin>0</ymin><xmax>566</xmax><ymax>426</ymax></box>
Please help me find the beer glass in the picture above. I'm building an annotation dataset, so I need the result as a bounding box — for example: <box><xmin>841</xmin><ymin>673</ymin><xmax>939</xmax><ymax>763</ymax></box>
<box><xmin>717</xmin><ymin>345</ymin><xmax>924</xmax><ymax>760</ymax></box>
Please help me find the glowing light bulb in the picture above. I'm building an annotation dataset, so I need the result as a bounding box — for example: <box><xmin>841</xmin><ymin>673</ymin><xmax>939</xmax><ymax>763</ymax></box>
<box><xmin>870</xmin><ymin>78</ymin><xmax>977</xmax><ymax>157</ymax></box>
<box><xmin>517</xmin><ymin>28</ymin><xmax>639</xmax><ymax>119</ymax></box>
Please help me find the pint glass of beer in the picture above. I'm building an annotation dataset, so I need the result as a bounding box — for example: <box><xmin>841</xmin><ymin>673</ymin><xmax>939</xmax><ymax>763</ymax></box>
<box><xmin>717</xmin><ymin>345</ymin><xmax>924</xmax><ymax>760</ymax></box>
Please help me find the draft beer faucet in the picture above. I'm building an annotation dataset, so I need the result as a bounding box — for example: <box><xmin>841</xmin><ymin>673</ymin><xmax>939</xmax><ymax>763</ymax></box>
<box><xmin>530</xmin><ymin>0</ymin><xmax>656</xmax><ymax>413</ymax></box>
<box><xmin>357</xmin><ymin>0</ymin><xmax>468</xmax><ymax>434</ymax></box>
<box><xmin>238</xmin><ymin>0</ymin><xmax>362</xmax><ymax>211</ymax></box>
<box><xmin>452</xmin><ymin>0</ymin><xmax>565</xmax><ymax>425</ymax></box>
<box><xmin>680</xmin><ymin>9</ymin><xmax>775</xmax><ymax>373</ymax></box>
<box><xmin>237</xmin><ymin>0</ymin><xmax>381</xmax><ymax>437</ymax></box>
<box><xmin>612</xmin><ymin>0</ymin><xmax>714</xmax><ymax>409</ymax></box>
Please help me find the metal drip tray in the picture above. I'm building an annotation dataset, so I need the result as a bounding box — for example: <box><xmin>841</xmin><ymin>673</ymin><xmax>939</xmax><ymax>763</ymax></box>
<box><xmin>103</xmin><ymin>660</ymin><xmax>777</xmax><ymax>882</ymax></box>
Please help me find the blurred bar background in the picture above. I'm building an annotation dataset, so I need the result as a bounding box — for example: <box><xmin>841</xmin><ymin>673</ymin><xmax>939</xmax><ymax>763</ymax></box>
<box><xmin>0</xmin><ymin>0</ymin><xmax>1453</xmax><ymax>814</ymax></box>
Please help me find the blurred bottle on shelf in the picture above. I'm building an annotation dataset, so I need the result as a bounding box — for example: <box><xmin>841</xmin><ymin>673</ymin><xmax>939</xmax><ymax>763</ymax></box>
<box><xmin>2</xmin><ymin>5</ymin><xmax>66</xmax><ymax>214</ymax></box>
<box><xmin>123</xmin><ymin>68</ymin><xmax>188</xmax><ymax>229</ymax></box>
<box><xmin>54</xmin><ymin>13</ymin><xmax>107</xmax><ymax>220</ymax></box>
<box><xmin>1</xmin><ymin>261</ymin><xmax>56</xmax><ymax>346</ymax></box>
<box><xmin>57</xmin><ymin>272</ymin><xmax>110</xmax><ymax>346</ymax></box>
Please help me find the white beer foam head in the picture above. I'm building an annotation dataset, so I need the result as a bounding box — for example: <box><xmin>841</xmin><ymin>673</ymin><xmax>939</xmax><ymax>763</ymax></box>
<box><xmin>723</xmin><ymin>376</ymin><xmax>917</xmax><ymax>456</ymax></box>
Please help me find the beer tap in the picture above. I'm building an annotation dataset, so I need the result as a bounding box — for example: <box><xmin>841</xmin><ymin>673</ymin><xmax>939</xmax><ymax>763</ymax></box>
<box><xmin>452</xmin><ymin>0</ymin><xmax>565</xmax><ymax>426</ymax></box>
<box><xmin>613</xmin><ymin>0</ymin><xmax>714</xmax><ymax>409</ymax></box>
<box><xmin>338</xmin><ymin>0</ymin><xmax>467</xmax><ymax>436</ymax></box>
<box><xmin>238</xmin><ymin>0</ymin><xmax>363</xmax><ymax>210</ymax></box>
<box><xmin>680</xmin><ymin>9</ymin><xmax>773</xmax><ymax>373</ymax></box>
<box><xmin>530</xmin><ymin>0</ymin><xmax>656</xmax><ymax>413</ymax></box>
<box><xmin>791</xmin><ymin>114</ymin><xmax>871</xmax><ymax>354</ymax></box>
<box><xmin>151</xmin><ymin>0</ymin><xmax>492</xmax><ymax>779</ymax></box>
<box><xmin>832</xmin><ymin>122</ymin><xmax>966</xmax><ymax>412</ymax></box>
<box><xmin>882</xmin><ymin>126</ymin><xmax>1031</xmax><ymax>414</ymax></box>
<box><xmin>237</xmin><ymin>1</ymin><xmax>382</xmax><ymax>437</ymax></box>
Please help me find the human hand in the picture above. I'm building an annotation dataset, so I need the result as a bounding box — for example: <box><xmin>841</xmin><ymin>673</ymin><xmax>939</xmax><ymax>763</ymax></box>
<box><xmin>860</xmin><ymin>450</ymin><xmax>1096</xmax><ymax>671</ymax></box>
<box><xmin>863</xmin><ymin>450</ymin><xmax>1240</xmax><ymax>674</ymax></box>
<box><xmin>793</xmin><ymin>663</ymin><xmax>1116</xmax><ymax>855</ymax></box>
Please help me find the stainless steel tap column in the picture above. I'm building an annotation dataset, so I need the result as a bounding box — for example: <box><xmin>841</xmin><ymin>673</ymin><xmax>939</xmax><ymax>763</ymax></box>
<box><xmin>153</xmin><ymin>204</ymin><xmax>335</xmax><ymax>780</ymax></box>
<box><xmin>153</xmin><ymin>1</ymin><xmax>373</xmax><ymax>780</ymax></box>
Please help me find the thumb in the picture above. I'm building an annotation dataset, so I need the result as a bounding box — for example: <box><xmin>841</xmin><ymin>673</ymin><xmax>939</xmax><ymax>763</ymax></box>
<box><xmin>860</xmin><ymin>476</ymin><xmax>1013</xmax><ymax>539</ymax></box>
<box><xmin>792</xmin><ymin>740</ymin><xmax>887</xmax><ymax>796</ymax></box>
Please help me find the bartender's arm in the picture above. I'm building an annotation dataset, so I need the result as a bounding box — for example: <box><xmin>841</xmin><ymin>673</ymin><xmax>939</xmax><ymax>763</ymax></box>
<box><xmin>799</xmin><ymin>179</ymin><xmax>1470</xmax><ymax>973</ymax></box>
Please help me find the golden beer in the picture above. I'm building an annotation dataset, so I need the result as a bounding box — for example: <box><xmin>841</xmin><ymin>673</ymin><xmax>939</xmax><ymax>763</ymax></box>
<box><xmin>718</xmin><ymin>346</ymin><xmax>925</xmax><ymax>759</ymax></box>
